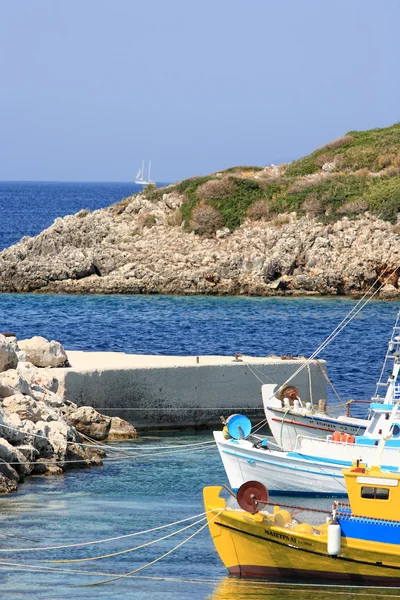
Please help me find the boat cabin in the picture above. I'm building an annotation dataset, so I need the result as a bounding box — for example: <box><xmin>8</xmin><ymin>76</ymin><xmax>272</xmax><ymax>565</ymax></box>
<box><xmin>343</xmin><ymin>461</ymin><xmax>400</xmax><ymax>521</ymax></box>
<box><xmin>354</xmin><ymin>403</ymin><xmax>400</xmax><ymax>447</ymax></box>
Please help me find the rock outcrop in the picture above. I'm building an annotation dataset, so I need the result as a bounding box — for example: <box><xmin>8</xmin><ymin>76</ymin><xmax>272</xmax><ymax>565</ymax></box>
<box><xmin>0</xmin><ymin>193</ymin><xmax>398</xmax><ymax>297</ymax></box>
<box><xmin>0</xmin><ymin>334</ymin><xmax>137</xmax><ymax>494</ymax></box>
<box><xmin>18</xmin><ymin>336</ymin><xmax>68</xmax><ymax>368</ymax></box>
<box><xmin>65</xmin><ymin>406</ymin><xmax>111</xmax><ymax>441</ymax></box>
<box><xmin>0</xmin><ymin>335</ymin><xmax>18</xmax><ymax>372</ymax></box>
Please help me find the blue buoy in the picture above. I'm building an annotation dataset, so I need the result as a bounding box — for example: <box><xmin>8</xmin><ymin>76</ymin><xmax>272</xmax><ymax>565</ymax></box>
<box><xmin>226</xmin><ymin>414</ymin><xmax>252</xmax><ymax>439</ymax></box>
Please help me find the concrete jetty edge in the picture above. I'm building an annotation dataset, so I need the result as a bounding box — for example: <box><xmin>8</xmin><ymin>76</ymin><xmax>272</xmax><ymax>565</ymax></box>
<box><xmin>53</xmin><ymin>352</ymin><xmax>327</xmax><ymax>432</ymax></box>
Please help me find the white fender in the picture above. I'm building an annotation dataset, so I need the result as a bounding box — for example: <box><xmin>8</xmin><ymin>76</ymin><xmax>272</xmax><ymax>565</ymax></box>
<box><xmin>327</xmin><ymin>522</ymin><xmax>341</xmax><ymax>556</ymax></box>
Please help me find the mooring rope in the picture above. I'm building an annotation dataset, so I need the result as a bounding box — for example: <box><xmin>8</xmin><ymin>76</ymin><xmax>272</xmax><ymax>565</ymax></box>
<box><xmin>0</xmin><ymin>510</ymin><xmax>213</xmax><ymax>553</ymax></box>
<box><xmin>44</xmin><ymin>515</ymin><xmax>208</xmax><ymax>564</ymax></box>
<box><xmin>76</xmin><ymin>509</ymin><xmax>224</xmax><ymax>587</ymax></box>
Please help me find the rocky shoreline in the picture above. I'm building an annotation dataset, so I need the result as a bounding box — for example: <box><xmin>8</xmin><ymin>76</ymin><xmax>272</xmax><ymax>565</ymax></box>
<box><xmin>0</xmin><ymin>189</ymin><xmax>398</xmax><ymax>298</ymax></box>
<box><xmin>0</xmin><ymin>334</ymin><xmax>137</xmax><ymax>494</ymax></box>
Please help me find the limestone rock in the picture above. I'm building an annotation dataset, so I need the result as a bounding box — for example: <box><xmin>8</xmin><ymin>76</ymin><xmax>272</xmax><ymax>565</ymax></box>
<box><xmin>15</xmin><ymin>444</ymin><xmax>40</xmax><ymax>464</ymax></box>
<box><xmin>2</xmin><ymin>393</ymin><xmax>43</xmax><ymax>423</ymax></box>
<box><xmin>18</xmin><ymin>363</ymin><xmax>59</xmax><ymax>393</ymax></box>
<box><xmin>65</xmin><ymin>406</ymin><xmax>111</xmax><ymax>440</ymax></box>
<box><xmin>0</xmin><ymin>472</ymin><xmax>18</xmax><ymax>494</ymax></box>
<box><xmin>0</xmin><ymin>370</ymin><xmax>31</xmax><ymax>398</ymax></box>
<box><xmin>65</xmin><ymin>443</ymin><xmax>104</xmax><ymax>469</ymax></box>
<box><xmin>0</xmin><ymin>460</ymin><xmax>19</xmax><ymax>482</ymax></box>
<box><xmin>0</xmin><ymin>335</ymin><xmax>18</xmax><ymax>372</ymax></box>
<box><xmin>0</xmin><ymin>408</ymin><xmax>25</xmax><ymax>444</ymax></box>
<box><xmin>0</xmin><ymin>438</ymin><xmax>31</xmax><ymax>477</ymax></box>
<box><xmin>0</xmin><ymin>193</ymin><xmax>398</xmax><ymax>298</ymax></box>
<box><xmin>18</xmin><ymin>336</ymin><xmax>68</xmax><ymax>368</ymax></box>
<box><xmin>380</xmin><ymin>284</ymin><xmax>399</xmax><ymax>299</ymax></box>
<box><xmin>107</xmin><ymin>417</ymin><xmax>138</xmax><ymax>440</ymax></box>
<box><xmin>6</xmin><ymin>336</ymin><xmax>26</xmax><ymax>362</ymax></box>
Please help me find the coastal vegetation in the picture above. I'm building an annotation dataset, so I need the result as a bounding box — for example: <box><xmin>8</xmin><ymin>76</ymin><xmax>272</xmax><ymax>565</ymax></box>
<box><xmin>155</xmin><ymin>122</ymin><xmax>400</xmax><ymax>231</ymax></box>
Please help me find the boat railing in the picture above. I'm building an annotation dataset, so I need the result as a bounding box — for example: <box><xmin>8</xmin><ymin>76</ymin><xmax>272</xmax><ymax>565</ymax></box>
<box><xmin>294</xmin><ymin>434</ymin><xmax>361</xmax><ymax>451</ymax></box>
<box><xmin>344</xmin><ymin>399</ymin><xmax>375</xmax><ymax>417</ymax></box>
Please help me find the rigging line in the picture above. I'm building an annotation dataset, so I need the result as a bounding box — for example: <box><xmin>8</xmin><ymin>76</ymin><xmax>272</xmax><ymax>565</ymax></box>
<box><xmin>241</xmin><ymin>363</ymin><xmax>265</xmax><ymax>384</ymax></box>
<box><xmin>242</xmin><ymin>362</ymin><xmax>277</xmax><ymax>384</ymax></box>
<box><xmin>0</xmin><ymin>444</ymin><xmax>217</xmax><ymax>467</ymax></box>
<box><xmin>270</xmin><ymin>266</ymin><xmax>399</xmax><ymax>402</ymax></box>
<box><xmin>0</xmin><ymin>560</ymin><xmax>220</xmax><ymax>584</ymax></box>
<box><xmin>316</xmin><ymin>360</ymin><xmax>345</xmax><ymax>407</ymax></box>
<box><xmin>280</xmin><ymin>267</ymin><xmax>393</xmax><ymax>382</ymax></box>
<box><xmin>0</xmin><ymin>422</ymin><xmax>217</xmax><ymax>451</ymax></box>
<box><xmin>72</xmin><ymin>438</ymin><xmax>216</xmax><ymax>452</ymax></box>
<box><xmin>76</xmin><ymin>509</ymin><xmax>224</xmax><ymax>587</ymax></box>
<box><xmin>302</xmin><ymin>266</ymin><xmax>398</xmax><ymax>360</ymax></box>
<box><xmin>72</xmin><ymin>406</ymin><xmax>271</xmax><ymax>410</ymax></box>
<box><xmin>0</xmin><ymin>510</ymin><xmax>212</xmax><ymax>553</ymax></box>
<box><xmin>0</xmin><ymin>563</ymin><xmax>399</xmax><ymax>595</ymax></box>
<box><xmin>44</xmin><ymin>515</ymin><xmax>208</xmax><ymax>564</ymax></box>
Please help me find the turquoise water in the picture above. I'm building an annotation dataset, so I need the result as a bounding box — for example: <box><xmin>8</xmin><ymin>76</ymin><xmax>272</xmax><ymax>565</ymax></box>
<box><xmin>0</xmin><ymin>433</ymin><xmax>396</xmax><ymax>600</ymax></box>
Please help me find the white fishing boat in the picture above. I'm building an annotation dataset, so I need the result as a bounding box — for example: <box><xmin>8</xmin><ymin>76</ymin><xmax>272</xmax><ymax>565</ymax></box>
<box><xmin>135</xmin><ymin>159</ymin><xmax>154</xmax><ymax>186</ymax></box>
<box><xmin>214</xmin><ymin>310</ymin><xmax>400</xmax><ymax>496</ymax></box>
<box><xmin>263</xmin><ymin>311</ymin><xmax>400</xmax><ymax>450</ymax></box>
<box><xmin>214</xmin><ymin>400</ymin><xmax>400</xmax><ymax>496</ymax></box>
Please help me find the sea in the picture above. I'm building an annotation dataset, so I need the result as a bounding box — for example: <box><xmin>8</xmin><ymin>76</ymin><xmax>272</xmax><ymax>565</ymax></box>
<box><xmin>0</xmin><ymin>182</ymin><xmax>399</xmax><ymax>599</ymax></box>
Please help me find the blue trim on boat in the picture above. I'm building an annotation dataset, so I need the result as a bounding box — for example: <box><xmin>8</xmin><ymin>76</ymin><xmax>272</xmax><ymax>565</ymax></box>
<box><xmin>220</xmin><ymin>447</ymin><xmax>345</xmax><ymax>478</ymax></box>
<box><xmin>287</xmin><ymin>452</ymin><xmax>351</xmax><ymax>467</ymax></box>
<box><xmin>355</xmin><ymin>437</ymin><xmax>400</xmax><ymax>449</ymax></box>
<box><xmin>287</xmin><ymin>452</ymin><xmax>399</xmax><ymax>472</ymax></box>
<box><xmin>369</xmin><ymin>403</ymin><xmax>396</xmax><ymax>411</ymax></box>
<box><xmin>338</xmin><ymin>516</ymin><xmax>400</xmax><ymax>544</ymax></box>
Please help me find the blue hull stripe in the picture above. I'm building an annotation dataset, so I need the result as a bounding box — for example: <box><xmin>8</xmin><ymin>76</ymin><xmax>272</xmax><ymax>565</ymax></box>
<box><xmin>287</xmin><ymin>452</ymin><xmax>399</xmax><ymax>472</ymax></box>
<box><xmin>221</xmin><ymin>447</ymin><xmax>345</xmax><ymax>478</ymax></box>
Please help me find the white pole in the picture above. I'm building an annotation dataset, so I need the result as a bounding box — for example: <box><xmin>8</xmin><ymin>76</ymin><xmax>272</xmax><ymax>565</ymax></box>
<box><xmin>148</xmin><ymin>160</ymin><xmax>151</xmax><ymax>182</ymax></box>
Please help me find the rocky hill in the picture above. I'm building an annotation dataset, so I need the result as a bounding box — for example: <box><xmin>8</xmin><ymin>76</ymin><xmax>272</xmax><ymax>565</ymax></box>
<box><xmin>0</xmin><ymin>124</ymin><xmax>399</xmax><ymax>298</ymax></box>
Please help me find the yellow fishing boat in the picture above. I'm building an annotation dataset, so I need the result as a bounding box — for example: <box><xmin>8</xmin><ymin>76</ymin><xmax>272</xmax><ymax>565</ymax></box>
<box><xmin>204</xmin><ymin>458</ymin><xmax>400</xmax><ymax>586</ymax></box>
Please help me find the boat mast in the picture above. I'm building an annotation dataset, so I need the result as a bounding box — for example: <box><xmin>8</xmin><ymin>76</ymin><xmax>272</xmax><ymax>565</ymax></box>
<box><xmin>148</xmin><ymin>160</ymin><xmax>151</xmax><ymax>183</ymax></box>
<box><xmin>373</xmin><ymin>311</ymin><xmax>400</xmax><ymax>401</ymax></box>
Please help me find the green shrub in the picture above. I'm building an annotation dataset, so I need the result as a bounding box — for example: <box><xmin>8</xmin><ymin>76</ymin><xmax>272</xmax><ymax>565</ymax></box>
<box><xmin>196</xmin><ymin>177</ymin><xmax>237</xmax><ymax>200</ymax></box>
<box><xmin>367</xmin><ymin>178</ymin><xmax>400</xmax><ymax>223</ymax></box>
<box><xmin>180</xmin><ymin>176</ymin><xmax>263</xmax><ymax>231</ymax></box>
<box><xmin>336</xmin><ymin>198</ymin><xmax>369</xmax><ymax>215</ymax></box>
<box><xmin>246</xmin><ymin>199</ymin><xmax>272</xmax><ymax>221</ymax></box>
<box><xmin>189</xmin><ymin>203</ymin><xmax>223</xmax><ymax>235</ymax></box>
<box><xmin>323</xmin><ymin>135</ymin><xmax>355</xmax><ymax>151</ymax></box>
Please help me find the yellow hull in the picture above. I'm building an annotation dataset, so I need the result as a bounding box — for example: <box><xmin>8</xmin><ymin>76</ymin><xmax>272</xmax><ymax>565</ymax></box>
<box><xmin>204</xmin><ymin>486</ymin><xmax>400</xmax><ymax>585</ymax></box>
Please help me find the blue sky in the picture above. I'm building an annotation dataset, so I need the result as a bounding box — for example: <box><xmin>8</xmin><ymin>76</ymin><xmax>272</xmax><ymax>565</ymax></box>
<box><xmin>0</xmin><ymin>0</ymin><xmax>399</xmax><ymax>182</ymax></box>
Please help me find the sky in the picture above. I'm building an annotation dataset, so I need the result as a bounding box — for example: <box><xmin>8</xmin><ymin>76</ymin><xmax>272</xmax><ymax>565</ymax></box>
<box><xmin>0</xmin><ymin>0</ymin><xmax>399</xmax><ymax>183</ymax></box>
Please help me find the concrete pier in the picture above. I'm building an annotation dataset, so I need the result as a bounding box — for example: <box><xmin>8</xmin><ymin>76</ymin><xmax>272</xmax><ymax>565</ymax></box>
<box><xmin>53</xmin><ymin>352</ymin><xmax>327</xmax><ymax>431</ymax></box>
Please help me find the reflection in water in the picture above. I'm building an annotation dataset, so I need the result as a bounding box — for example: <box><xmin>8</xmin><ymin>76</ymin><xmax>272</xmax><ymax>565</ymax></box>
<box><xmin>207</xmin><ymin>577</ymin><xmax>400</xmax><ymax>600</ymax></box>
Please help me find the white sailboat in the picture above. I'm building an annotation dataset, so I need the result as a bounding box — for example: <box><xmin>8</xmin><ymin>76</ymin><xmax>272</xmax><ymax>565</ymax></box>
<box><xmin>135</xmin><ymin>160</ymin><xmax>154</xmax><ymax>186</ymax></box>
